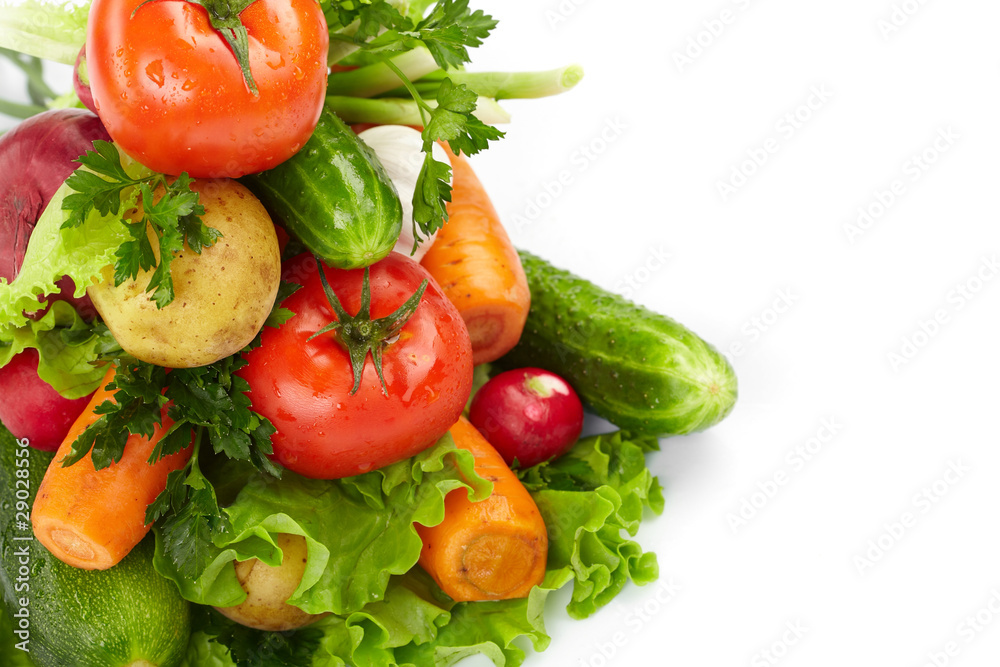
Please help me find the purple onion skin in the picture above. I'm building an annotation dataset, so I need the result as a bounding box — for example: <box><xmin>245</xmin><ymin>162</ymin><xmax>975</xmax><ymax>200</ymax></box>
<box><xmin>74</xmin><ymin>44</ymin><xmax>99</xmax><ymax>116</ymax></box>
<box><xmin>0</xmin><ymin>108</ymin><xmax>110</xmax><ymax>319</ymax></box>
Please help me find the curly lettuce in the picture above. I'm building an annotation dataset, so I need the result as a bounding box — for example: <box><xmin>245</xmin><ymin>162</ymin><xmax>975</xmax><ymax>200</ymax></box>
<box><xmin>154</xmin><ymin>434</ymin><xmax>493</xmax><ymax>614</ymax></box>
<box><xmin>0</xmin><ymin>185</ymin><xmax>126</xmax><ymax>330</ymax></box>
<box><xmin>0</xmin><ymin>299</ymin><xmax>114</xmax><ymax>398</ymax></box>
<box><xmin>0</xmin><ymin>0</ymin><xmax>90</xmax><ymax>65</ymax></box>
<box><xmin>0</xmin><ymin>146</ymin><xmax>153</xmax><ymax>331</ymax></box>
<box><xmin>519</xmin><ymin>430</ymin><xmax>663</xmax><ymax>618</ymax></box>
<box><xmin>179</xmin><ymin>431</ymin><xmax>663</xmax><ymax>667</ymax></box>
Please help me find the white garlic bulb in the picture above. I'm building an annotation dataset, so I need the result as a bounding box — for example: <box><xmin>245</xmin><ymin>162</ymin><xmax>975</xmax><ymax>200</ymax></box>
<box><xmin>357</xmin><ymin>125</ymin><xmax>452</xmax><ymax>262</ymax></box>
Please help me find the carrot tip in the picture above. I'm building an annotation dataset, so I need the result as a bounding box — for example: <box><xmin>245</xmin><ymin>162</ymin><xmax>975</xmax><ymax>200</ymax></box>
<box><xmin>467</xmin><ymin>313</ymin><xmax>503</xmax><ymax>350</ymax></box>
<box><xmin>462</xmin><ymin>533</ymin><xmax>540</xmax><ymax>597</ymax></box>
<box><xmin>36</xmin><ymin>522</ymin><xmax>115</xmax><ymax>570</ymax></box>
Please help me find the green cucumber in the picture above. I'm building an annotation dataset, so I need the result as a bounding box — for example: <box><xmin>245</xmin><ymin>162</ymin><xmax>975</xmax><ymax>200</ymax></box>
<box><xmin>499</xmin><ymin>250</ymin><xmax>737</xmax><ymax>436</ymax></box>
<box><xmin>0</xmin><ymin>423</ymin><xmax>191</xmax><ymax>667</ymax></box>
<box><xmin>243</xmin><ymin>106</ymin><xmax>403</xmax><ymax>269</ymax></box>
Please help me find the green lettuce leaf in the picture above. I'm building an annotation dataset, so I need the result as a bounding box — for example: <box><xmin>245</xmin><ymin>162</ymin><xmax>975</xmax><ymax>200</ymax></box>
<box><xmin>0</xmin><ymin>0</ymin><xmax>90</xmax><ymax>65</ymax></box>
<box><xmin>0</xmin><ymin>300</ymin><xmax>114</xmax><ymax>398</ymax></box>
<box><xmin>181</xmin><ymin>431</ymin><xmax>663</xmax><ymax>666</ymax></box>
<box><xmin>393</xmin><ymin>568</ymin><xmax>572</xmax><ymax>667</ymax></box>
<box><xmin>0</xmin><ymin>148</ymin><xmax>151</xmax><ymax>331</ymax></box>
<box><xmin>154</xmin><ymin>434</ymin><xmax>493</xmax><ymax>614</ymax></box>
<box><xmin>180</xmin><ymin>631</ymin><xmax>234</xmax><ymax>667</ymax></box>
<box><xmin>184</xmin><ymin>567</ymin><xmax>572</xmax><ymax>667</ymax></box>
<box><xmin>520</xmin><ymin>431</ymin><xmax>663</xmax><ymax>618</ymax></box>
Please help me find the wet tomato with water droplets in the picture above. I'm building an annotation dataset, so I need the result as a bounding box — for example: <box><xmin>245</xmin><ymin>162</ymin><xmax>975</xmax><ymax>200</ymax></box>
<box><xmin>86</xmin><ymin>0</ymin><xmax>328</xmax><ymax>177</ymax></box>
<box><xmin>239</xmin><ymin>252</ymin><xmax>474</xmax><ymax>479</ymax></box>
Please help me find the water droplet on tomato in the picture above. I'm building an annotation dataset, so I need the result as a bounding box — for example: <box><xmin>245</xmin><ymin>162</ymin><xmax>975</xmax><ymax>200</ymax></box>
<box><xmin>145</xmin><ymin>60</ymin><xmax>165</xmax><ymax>88</ymax></box>
<box><xmin>293</xmin><ymin>66</ymin><xmax>304</xmax><ymax>80</ymax></box>
<box><xmin>181</xmin><ymin>79</ymin><xmax>196</xmax><ymax>91</ymax></box>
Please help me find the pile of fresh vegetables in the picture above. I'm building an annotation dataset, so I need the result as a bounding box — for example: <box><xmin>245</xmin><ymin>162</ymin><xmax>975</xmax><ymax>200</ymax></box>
<box><xmin>0</xmin><ymin>0</ymin><xmax>738</xmax><ymax>665</ymax></box>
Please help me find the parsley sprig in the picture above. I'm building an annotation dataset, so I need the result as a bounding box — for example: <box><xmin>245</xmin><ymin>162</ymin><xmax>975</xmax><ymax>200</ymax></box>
<box><xmin>193</xmin><ymin>606</ymin><xmax>324</xmax><ymax>667</ymax></box>
<box><xmin>61</xmin><ymin>140</ymin><xmax>222</xmax><ymax>308</ymax></box>
<box><xmin>327</xmin><ymin>0</ymin><xmax>505</xmax><ymax>243</ymax></box>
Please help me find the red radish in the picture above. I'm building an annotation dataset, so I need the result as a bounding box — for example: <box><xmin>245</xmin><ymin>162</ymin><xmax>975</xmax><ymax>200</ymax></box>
<box><xmin>73</xmin><ymin>44</ymin><xmax>98</xmax><ymax>116</ymax></box>
<box><xmin>469</xmin><ymin>367</ymin><xmax>584</xmax><ymax>468</ymax></box>
<box><xmin>0</xmin><ymin>348</ymin><xmax>92</xmax><ymax>451</ymax></box>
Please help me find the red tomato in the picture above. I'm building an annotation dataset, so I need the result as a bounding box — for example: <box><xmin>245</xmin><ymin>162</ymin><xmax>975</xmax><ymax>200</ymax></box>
<box><xmin>86</xmin><ymin>0</ymin><xmax>328</xmax><ymax>177</ymax></box>
<box><xmin>240</xmin><ymin>253</ymin><xmax>474</xmax><ymax>479</ymax></box>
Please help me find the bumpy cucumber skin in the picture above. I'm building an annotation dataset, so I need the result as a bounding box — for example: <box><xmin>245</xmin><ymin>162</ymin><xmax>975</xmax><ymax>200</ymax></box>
<box><xmin>0</xmin><ymin>424</ymin><xmax>191</xmax><ymax>667</ymax></box>
<box><xmin>242</xmin><ymin>106</ymin><xmax>403</xmax><ymax>269</ymax></box>
<box><xmin>500</xmin><ymin>251</ymin><xmax>737</xmax><ymax>437</ymax></box>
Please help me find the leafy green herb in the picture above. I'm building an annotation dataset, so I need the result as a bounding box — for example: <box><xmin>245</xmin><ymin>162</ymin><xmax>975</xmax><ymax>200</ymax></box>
<box><xmin>265</xmin><ymin>280</ymin><xmax>303</xmax><ymax>329</ymax></box>
<box><xmin>188</xmin><ymin>606</ymin><xmax>324</xmax><ymax>667</ymax></box>
<box><xmin>412</xmin><ymin>78</ymin><xmax>503</xmax><ymax>235</ymax></box>
<box><xmin>327</xmin><ymin>0</ymin><xmax>504</xmax><ymax>242</ymax></box>
<box><xmin>408</xmin><ymin>0</ymin><xmax>496</xmax><ymax>69</ymax></box>
<box><xmin>61</xmin><ymin>140</ymin><xmax>221</xmax><ymax>308</ymax></box>
<box><xmin>148</xmin><ymin>430</ymin><xmax>234</xmax><ymax>580</ymax></box>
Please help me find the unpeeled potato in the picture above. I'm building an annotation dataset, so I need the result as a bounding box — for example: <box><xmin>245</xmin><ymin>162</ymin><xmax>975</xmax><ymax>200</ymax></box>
<box><xmin>88</xmin><ymin>179</ymin><xmax>280</xmax><ymax>368</ymax></box>
<box><xmin>214</xmin><ymin>533</ymin><xmax>327</xmax><ymax>632</ymax></box>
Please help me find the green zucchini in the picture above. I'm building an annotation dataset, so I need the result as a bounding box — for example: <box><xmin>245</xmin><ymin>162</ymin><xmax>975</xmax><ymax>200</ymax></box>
<box><xmin>0</xmin><ymin>423</ymin><xmax>191</xmax><ymax>667</ymax></box>
<box><xmin>243</xmin><ymin>106</ymin><xmax>403</xmax><ymax>269</ymax></box>
<box><xmin>499</xmin><ymin>250</ymin><xmax>737</xmax><ymax>436</ymax></box>
<box><xmin>1</xmin><ymin>603</ymin><xmax>36</xmax><ymax>666</ymax></box>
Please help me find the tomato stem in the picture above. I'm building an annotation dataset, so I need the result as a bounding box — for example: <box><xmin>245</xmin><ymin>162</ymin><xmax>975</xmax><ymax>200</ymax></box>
<box><xmin>134</xmin><ymin>0</ymin><xmax>260</xmax><ymax>95</ymax></box>
<box><xmin>308</xmin><ymin>256</ymin><xmax>428</xmax><ymax>396</ymax></box>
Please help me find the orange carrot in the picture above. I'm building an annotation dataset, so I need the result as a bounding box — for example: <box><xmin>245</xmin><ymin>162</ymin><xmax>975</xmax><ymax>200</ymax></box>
<box><xmin>417</xmin><ymin>416</ymin><xmax>548</xmax><ymax>601</ymax></box>
<box><xmin>32</xmin><ymin>367</ymin><xmax>192</xmax><ymax>570</ymax></box>
<box><xmin>420</xmin><ymin>146</ymin><xmax>531</xmax><ymax>365</ymax></box>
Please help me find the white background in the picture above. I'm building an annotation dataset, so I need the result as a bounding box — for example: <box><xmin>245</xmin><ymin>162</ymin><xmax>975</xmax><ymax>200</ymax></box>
<box><xmin>471</xmin><ymin>1</ymin><xmax>1000</xmax><ymax>666</ymax></box>
<box><xmin>4</xmin><ymin>1</ymin><xmax>1000</xmax><ymax>666</ymax></box>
